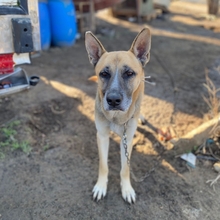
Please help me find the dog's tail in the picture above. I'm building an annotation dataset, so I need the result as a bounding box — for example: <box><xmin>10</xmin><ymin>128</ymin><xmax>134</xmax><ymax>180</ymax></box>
<box><xmin>88</xmin><ymin>75</ymin><xmax>98</xmax><ymax>83</ymax></box>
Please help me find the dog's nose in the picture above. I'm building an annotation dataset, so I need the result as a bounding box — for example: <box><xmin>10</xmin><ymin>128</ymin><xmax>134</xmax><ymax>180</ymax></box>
<box><xmin>106</xmin><ymin>93</ymin><xmax>122</xmax><ymax>107</ymax></box>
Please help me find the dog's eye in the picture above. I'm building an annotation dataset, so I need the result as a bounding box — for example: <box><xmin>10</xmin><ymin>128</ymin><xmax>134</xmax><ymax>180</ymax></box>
<box><xmin>127</xmin><ymin>71</ymin><xmax>134</xmax><ymax>76</ymax></box>
<box><xmin>100</xmin><ymin>72</ymin><xmax>110</xmax><ymax>79</ymax></box>
<box><xmin>124</xmin><ymin>71</ymin><xmax>135</xmax><ymax>78</ymax></box>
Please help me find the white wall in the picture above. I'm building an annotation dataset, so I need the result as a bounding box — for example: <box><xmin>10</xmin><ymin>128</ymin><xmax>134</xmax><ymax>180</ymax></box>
<box><xmin>0</xmin><ymin>0</ymin><xmax>18</xmax><ymax>6</ymax></box>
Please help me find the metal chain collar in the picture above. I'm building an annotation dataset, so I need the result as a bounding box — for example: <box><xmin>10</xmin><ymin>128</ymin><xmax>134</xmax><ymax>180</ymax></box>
<box><xmin>123</xmin><ymin>122</ymin><xmax>159</xmax><ymax>183</ymax></box>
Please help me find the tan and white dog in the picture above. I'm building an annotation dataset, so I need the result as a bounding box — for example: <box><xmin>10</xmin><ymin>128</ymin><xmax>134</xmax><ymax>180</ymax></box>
<box><xmin>85</xmin><ymin>28</ymin><xmax>151</xmax><ymax>203</ymax></box>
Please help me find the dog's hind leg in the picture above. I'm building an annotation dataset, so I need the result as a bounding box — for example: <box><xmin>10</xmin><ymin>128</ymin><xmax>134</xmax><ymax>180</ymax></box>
<box><xmin>92</xmin><ymin>130</ymin><xmax>109</xmax><ymax>201</ymax></box>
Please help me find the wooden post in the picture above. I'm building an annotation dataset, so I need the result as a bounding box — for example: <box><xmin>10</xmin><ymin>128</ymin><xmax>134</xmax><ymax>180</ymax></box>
<box><xmin>136</xmin><ymin>0</ymin><xmax>141</xmax><ymax>23</ymax></box>
<box><xmin>207</xmin><ymin>0</ymin><xmax>219</xmax><ymax>15</ymax></box>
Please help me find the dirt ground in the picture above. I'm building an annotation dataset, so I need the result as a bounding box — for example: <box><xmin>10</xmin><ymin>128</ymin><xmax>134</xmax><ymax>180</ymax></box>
<box><xmin>1</xmin><ymin>1</ymin><xmax>220</xmax><ymax>220</ymax></box>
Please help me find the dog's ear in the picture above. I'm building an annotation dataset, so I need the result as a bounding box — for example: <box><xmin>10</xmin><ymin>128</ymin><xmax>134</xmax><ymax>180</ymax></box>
<box><xmin>130</xmin><ymin>28</ymin><xmax>151</xmax><ymax>67</ymax></box>
<box><xmin>85</xmin><ymin>31</ymin><xmax>106</xmax><ymax>66</ymax></box>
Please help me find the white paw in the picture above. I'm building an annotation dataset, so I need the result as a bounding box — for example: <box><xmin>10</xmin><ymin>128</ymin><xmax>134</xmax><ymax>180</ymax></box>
<box><xmin>121</xmin><ymin>182</ymin><xmax>136</xmax><ymax>204</ymax></box>
<box><xmin>92</xmin><ymin>181</ymin><xmax>107</xmax><ymax>201</ymax></box>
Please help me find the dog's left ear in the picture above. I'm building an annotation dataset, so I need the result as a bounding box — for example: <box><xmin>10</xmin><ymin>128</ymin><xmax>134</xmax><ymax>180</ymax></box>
<box><xmin>85</xmin><ymin>31</ymin><xmax>106</xmax><ymax>66</ymax></box>
<box><xmin>130</xmin><ymin>28</ymin><xmax>151</xmax><ymax>67</ymax></box>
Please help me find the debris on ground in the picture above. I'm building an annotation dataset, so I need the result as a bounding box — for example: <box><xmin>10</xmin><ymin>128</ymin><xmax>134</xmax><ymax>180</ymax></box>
<box><xmin>195</xmin><ymin>128</ymin><xmax>220</xmax><ymax>162</ymax></box>
<box><xmin>157</xmin><ymin>126</ymin><xmax>176</xmax><ymax>142</ymax></box>
<box><xmin>192</xmin><ymin>124</ymin><xmax>220</xmax><ymax>189</ymax></box>
<box><xmin>171</xmin><ymin>116</ymin><xmax>220</xmax><ymax>155</ymax></box>
<box><xmin>213</xmin><ymin>162</ymin><xmax>220</xmax><ymax>172</ymax></box>
<box><xmin>206</xmin><ymin>162</ymin><xmax>220</xmax><ymax>190</ymax></box>
<box><xmin>177</xmin><ymin>124</ymin><xmax>220</xmax><ymax>175</ymax></box>
<box><xmin>180</xmin><ymin>152</ymin><xmax>197</xmax><ymax>168</ymax></box>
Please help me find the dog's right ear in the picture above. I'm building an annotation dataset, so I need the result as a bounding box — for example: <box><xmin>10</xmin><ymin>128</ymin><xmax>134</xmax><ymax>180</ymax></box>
<box><xmin>85</xmin><ymin>32</ymin><xmax>106</xmax><ymax>66</ymax></box>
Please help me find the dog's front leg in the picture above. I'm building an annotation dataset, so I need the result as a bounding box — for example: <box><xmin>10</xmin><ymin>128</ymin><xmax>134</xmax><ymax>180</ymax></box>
<box><xmin>120</xmin><ymin>119</ymin><xmax>137</xmax><ymax>204</ymax></box>
<box><xmin>120</xmin><ymin>138</ymin><xmax>136</xmax><ymax>203</ymax></box>
<box><xmin>93</xmin><ymin>130</ymin><xmax>109</xmax><ymax>201</ymax></box>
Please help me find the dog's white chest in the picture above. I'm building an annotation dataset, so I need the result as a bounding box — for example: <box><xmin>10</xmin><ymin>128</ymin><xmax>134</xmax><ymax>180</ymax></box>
<box><xmin>109</xmin><ymin>122</ymin><xmax>123</xmax><ymax>137</ymax></box>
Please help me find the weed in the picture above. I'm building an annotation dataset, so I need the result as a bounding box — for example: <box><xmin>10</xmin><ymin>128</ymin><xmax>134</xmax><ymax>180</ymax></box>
<box><xmin>0</xmin><ymin>120</ymin><xmax>31</xmax><ymax>158</ymax></box>
<box><xmin>0</xmin><ymin>152</ymin><xmax>5</xmax><ymax>159</ymax></box>
<box><xmin>43</xmin><ymin>144</ymin><xmax>49</xmax><ymax>151</ymax></box>
<box><xmin>2</xmin><ymin>127</ymin><xmax>17</xmax><ymax>137</ymax></box>
<box><xmin>19</xmin><ymin>141</ymin><xmax>32</xmax><ymax>153</ymax></box>
<box><xmin>203</xmin><ymin>69</ymin><xmax>220</xmax><ymax>118</ymax></box>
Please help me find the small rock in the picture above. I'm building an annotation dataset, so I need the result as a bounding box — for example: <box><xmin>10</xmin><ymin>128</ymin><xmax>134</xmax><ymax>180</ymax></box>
<box><xmin>213</xmin><ymin>162</ymin><xmax>220</xmax><ymax>173</ymax></box>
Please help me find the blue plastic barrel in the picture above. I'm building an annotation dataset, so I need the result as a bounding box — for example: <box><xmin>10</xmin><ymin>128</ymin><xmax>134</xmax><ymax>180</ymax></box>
<box><xmin>38</xmin><ymin>0</ymin><xmax>51</xmax><ymax>50</ymax></box>
<box><xmin>48</xmin><ymin>0</ymin><xmax>77</xmax><ymax>47</ymax></box>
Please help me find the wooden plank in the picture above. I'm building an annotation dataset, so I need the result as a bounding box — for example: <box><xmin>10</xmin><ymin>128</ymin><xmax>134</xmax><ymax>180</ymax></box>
<box><xmin>170</xmin><ymin>116</ymin><xmax>220</xmax><ymax>155</ymax></box>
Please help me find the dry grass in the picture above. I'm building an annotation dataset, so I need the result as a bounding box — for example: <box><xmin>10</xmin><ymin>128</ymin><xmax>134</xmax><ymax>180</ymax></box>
<box><xmin>203</xmin><ymin>68</ymin><xmax>220</xmax><ymax>118</ymax></box>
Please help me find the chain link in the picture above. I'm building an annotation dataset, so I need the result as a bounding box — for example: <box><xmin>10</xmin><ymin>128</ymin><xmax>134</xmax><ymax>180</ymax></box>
<box><xmin>123</xmin><ymin>122</ymin><xmax>161</xmax><ymax>183</ymax></box>
<box><xmin>123</xmin><ymin>122</ymin><xmax>130</xmax><ymax>166</ymax></box>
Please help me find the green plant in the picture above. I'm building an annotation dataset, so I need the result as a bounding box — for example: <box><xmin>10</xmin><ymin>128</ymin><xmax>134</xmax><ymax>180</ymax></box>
<box><xmin>19</xmin><ymin>141</ymin><xmax>32</xmax><ymax>153</ymax></box>
<box><xmin>0</xmin><ymin>120</ymin><xmax>31</xmax><ymax>157</ymax></box>
<box><xmin>0</xmin><ymin>152</ymin><xmax>5</xmax><ymax>159</ymax></box>
<box><xmin>43</xmin><ymin>144</ymin><xmax>49</xmax><ymax>151</ymax></box>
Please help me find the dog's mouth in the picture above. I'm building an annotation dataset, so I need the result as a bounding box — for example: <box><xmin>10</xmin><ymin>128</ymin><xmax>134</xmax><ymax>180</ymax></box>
<box><xmin>108</xmin><ymin>106</ymin><xmax>124</xmax><ymax>111</ymax></box>
<box><xmin>103</xmin><ymin>101</ymin><xmax>125</xmax><ymax>112</ymax></box>
<box><xmin>103</xmin><ymin>100</ymin><xmax>130</xmax><ymax>112</ymax></box>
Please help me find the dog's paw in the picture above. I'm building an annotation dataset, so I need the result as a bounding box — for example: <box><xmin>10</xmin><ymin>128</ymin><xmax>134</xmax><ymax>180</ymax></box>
<box><xmin>121</xmin><ymin>182</ymin><xmax>136</xmax><ymax>204</ymax></box>
<box><xmin>92</xmin><ymin>181</ymin><xmax>107</xmax><ymax>201</ymax></box>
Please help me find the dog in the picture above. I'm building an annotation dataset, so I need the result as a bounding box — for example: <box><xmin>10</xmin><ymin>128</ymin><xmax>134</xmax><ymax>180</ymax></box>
<box><xmin>85</xmin><ymin>28</ymin><xmax>151</xmax><ymax>203</ymax></box>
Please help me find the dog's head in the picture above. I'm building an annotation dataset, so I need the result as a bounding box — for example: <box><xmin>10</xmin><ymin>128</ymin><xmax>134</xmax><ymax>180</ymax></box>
<box><xmin>85</xmin><ymin>28</ymin><xmax>151</xmax><ymax>112</ymax></box>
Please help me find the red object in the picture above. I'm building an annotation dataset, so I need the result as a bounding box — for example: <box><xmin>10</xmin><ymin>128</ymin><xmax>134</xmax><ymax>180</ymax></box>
<box><xmin>0</xmin><ymin>54</ymin><xmax>14</xmax><ymax>74</ymax></box>
<box><xmin>157</xmin><ymin>127</ymin><xmax>176</xmax><ymax>142</ymax></box>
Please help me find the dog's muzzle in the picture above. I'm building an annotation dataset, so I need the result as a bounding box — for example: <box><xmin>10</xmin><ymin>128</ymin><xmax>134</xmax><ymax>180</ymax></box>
<box><xmin>106</xmin><ymin>91</ymin><xmax>123</xmax><ymax>110</ymax></box>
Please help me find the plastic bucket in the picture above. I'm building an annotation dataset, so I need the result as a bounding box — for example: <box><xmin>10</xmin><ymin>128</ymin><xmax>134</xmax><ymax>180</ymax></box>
<box><xmin>48</xmin><ymin>0</ymin><xmax>77</xmax><ymax>47</ymax></box>
<box><xmin>39</xmin><ymin>0</ymin><xmax>51</xmax><ymax>50</ymax></box>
